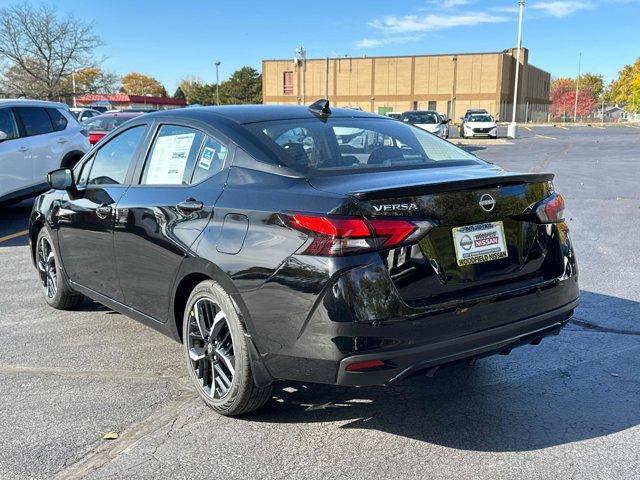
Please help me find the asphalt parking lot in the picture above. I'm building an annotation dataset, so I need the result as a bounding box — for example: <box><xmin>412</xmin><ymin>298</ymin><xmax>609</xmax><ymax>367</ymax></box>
<box><xmin>0</xmin><ymin>124</ymin><xmax>639</xmax><ymax>480</ymax></box>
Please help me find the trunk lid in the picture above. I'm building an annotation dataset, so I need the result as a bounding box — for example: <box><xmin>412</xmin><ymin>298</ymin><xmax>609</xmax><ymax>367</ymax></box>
<box><xmin>309</xmin><ymin>166</ymin><xmax>562</xmax><ymax>307</ymax></box>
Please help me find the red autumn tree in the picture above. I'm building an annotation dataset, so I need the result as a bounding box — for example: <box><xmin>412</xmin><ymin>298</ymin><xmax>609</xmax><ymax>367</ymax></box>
<box><xmin>551</xmin><ymin>86</ymin><xmax>598</xmax><ymax>118</ymax></box>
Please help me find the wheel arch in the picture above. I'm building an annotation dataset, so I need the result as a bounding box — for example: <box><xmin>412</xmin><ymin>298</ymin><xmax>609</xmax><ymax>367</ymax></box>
<box><xmin>29</xmin><ymin>211</ymin><xmax>47</xmax><ymax>265</ymax></box>
<box><xmin>170</xmin><ymin>257</ymin><xmax>252</xmax><ymax>343</ymax></box>
<box><xmin>170</xmin><ymin>257</ymin><xmax>275</xmax><ymax>387</ymax></box>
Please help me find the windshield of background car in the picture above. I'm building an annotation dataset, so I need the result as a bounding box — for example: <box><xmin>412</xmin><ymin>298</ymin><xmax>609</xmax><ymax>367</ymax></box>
<box><xmin>82</xmin><ymin>115</ymin><xmax>132</xmax><ymax>132</ymax></box>
<box><xmin>246</xmin><ymin>117</ymin><xmax>482</xmax><ymax>176</ymax></box>
<box><xmin>468</xmin><ymin>115</ymin><xmax>493</xmax><ymax>123</ymax></box>
<box><xmin>400</xmin><ymin>112</ymin><xmax>439</xmax><ymax>124</ymax></box>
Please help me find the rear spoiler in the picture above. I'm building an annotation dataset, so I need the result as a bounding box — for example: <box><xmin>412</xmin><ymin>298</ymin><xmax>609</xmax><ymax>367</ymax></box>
<box><xmin>351</xmin><ymin>172</ymin><xmax>554</xmax><ymax>200</ymax></box>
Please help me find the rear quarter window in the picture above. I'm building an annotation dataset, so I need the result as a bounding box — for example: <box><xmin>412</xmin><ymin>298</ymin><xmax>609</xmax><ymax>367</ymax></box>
<box><xmin>46</xmin><ymin>108</ymin><xmax>68</xmax><ymax>132</ymax></box>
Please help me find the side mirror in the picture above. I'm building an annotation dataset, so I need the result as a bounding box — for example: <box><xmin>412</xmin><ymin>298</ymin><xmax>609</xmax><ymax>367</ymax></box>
<box><xmin>47</xmin><ymin>168</ymin><xmax>74</xmax><ymax>191</ymax></box>
<box><xmin>0</xmin><ymin>130</ymin><xmax>7</xmax><ymax>141</ymax></box>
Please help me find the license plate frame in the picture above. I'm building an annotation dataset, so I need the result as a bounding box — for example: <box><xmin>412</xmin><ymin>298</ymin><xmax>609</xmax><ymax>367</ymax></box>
<box><xmin>452</xmin><ymin>221</ymin><xmax>508</xmax><ymax>266</ymax></box>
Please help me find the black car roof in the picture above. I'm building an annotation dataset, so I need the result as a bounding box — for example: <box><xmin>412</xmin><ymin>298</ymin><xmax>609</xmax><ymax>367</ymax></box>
<box><xmin>144</xmin><ymin>104</ymin><xmax>382</xmax><ymax>125</ymax></box>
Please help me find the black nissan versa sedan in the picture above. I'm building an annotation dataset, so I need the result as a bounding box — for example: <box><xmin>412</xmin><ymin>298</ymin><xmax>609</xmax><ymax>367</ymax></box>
<box><xmin>29</xmin><ymin>101</ymin><xmax>579</xmax><ymax>416</ymax></box>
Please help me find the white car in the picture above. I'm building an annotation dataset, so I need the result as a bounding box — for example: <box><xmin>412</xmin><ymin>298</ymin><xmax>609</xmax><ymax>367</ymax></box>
<box><xmin>70</xmin><ymin>107</ymin><xmax>102</xmax><ymax>122</ymax></box>
<box><xmin>0</xmin><ymin>99</ymin><xmax>90</xmax><ymax>205</ymax></box>
<box><xmin>462</xmin><ymin>114</ymin><xmax>498</xmax><ymax>139</ymax></box>
<box><xmin>400</xmin><ymin>110</ymin><xmax>448</xmax><ymax>139</ymax></box>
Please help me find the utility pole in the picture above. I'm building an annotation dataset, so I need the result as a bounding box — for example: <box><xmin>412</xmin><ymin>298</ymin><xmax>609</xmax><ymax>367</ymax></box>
<box><xmin>72</xmin><ymin>70</ymin><xmax>77</xmax><ymax>107</ymax></box>
<box><xmin>214</xmin><ymin>61</ymin><xmax>221</xmax><ymax>105</ymax></box>
<box><xmin>573</xmin><ymin>52</ymin><xmax>581</xmax><ymax>122</ymax></box>
<box><xmin>325</xmin><ymin>56</ymin><xmax>329</xmax><ymax>100</ymax></box>
<box><xmin>508</xmin><ymin>1</ymin><xmax>525</xmax><ymax>139</ymax></box>
<box><xmin>296</xmin><ymin>46</ymin><xmax>306</xmax><ymax>104</ymax></box>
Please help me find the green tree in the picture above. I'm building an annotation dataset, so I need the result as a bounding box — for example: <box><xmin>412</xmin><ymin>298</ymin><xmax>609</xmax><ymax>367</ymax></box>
<box><xmin>219</xmin><ymin>66</ymin><xmax>262</xmax><ymax>104</ymax></box>
<box><xmin>120</xmin><ymin>72</ymin><xmax>166</xmax><ymax>97</ymax></box>
<box><xmin>173</xmin><ymin>86</ymin><xmax>186</xmax><ymax>100</ymax></box>
<box><xmin>578</xmin><ymin>73</ymin><xmax>604</xmax><ymax>100</ymax></box>
<box><xmin>607</xmin><ymin>59</ymin><xmax>640</xmax><ymax>112</ymax></box>
<box><xmin>59</xmin><ymin>67</ymin><xmax>119</xmax><ymax>96</ymax></box>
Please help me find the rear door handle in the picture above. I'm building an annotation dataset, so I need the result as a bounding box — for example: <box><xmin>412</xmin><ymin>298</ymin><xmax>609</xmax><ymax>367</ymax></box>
<box><xmin>176</xmin><ymin>198</ymin><xmax>204</xmax><ymax>212</ymax></box>
<box><xmin>96</xmin><ymin>204</ymin><xmax>112</xmax><ymax>219</ymax></box>
<box><xmin>18</xmin><ymin>146</ymin><xmax>28</xmax><ymax>152</ymax></box>
<box><xmin>57</xmin><ymin>138</ymin><xmax>68</xmax><ymax>143</ymax></box>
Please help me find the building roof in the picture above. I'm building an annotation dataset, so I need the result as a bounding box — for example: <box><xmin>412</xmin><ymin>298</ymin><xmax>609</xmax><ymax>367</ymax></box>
<box><xmin>77</xmin><ymin>94</ymin><xmax>186</xmax><ymax>106</ymax></box>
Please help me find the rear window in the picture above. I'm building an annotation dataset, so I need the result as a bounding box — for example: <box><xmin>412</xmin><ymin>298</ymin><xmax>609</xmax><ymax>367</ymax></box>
<box><xmin>468</xmin><ymin>115</ymin><xmax>493</xmax><ymax>122</ymax></box>
<box><xmin>82</xmin><ymin>115</ymin><xmax>132</xmax><ymax>132</ymax></box>
<box><xmin>245</xmin><ymin>117</ymin><xmax>481</xmax><ymax>176</ymax></box>
<box><xmin>14</xmin><ymin>107</ymin><xmax>53</xmax><ymax>136</ymax></box>
<box><xmin>400</xmin><ymin>112</ymin><xmax>439</xmax><ymax>124</ymax></box>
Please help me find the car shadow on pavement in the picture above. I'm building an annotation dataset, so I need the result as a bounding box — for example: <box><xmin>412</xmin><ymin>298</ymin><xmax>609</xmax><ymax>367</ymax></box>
<box><xmin>244</xmin><ymin>290</ymin><xmax>640</xmax><ymax>452</ymax></box>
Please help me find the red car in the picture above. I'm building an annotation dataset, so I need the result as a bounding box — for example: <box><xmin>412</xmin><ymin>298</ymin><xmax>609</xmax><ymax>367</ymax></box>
<box><xmin>81</xmin><ymin>111</ymin><xmax>143</xmax><ymax>145</ymax></box>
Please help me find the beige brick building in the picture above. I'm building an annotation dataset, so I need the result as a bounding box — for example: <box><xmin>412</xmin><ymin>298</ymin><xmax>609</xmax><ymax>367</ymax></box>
<box><xmin>262</xmin><ymin>48</ymin><xmax>550</xmax><ymax>122</ymax></box>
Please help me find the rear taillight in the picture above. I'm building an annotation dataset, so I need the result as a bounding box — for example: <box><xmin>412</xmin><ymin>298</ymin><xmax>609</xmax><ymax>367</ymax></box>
<box><xmin>535</xmin><ymin>192</ymin><xmax>565</xmax><ymax>223</ymax></box>
<box><xmin>285</xmin><ymin>214</ymin><xmax>431</xmax><ymax>256</ymax></box>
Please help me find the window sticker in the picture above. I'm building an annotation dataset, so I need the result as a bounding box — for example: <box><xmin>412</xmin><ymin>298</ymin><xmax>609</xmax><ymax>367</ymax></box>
<box><xmin>146</xmin><ymin>133</ymin><xmax>195</xmax><ymax>184</ymax></box>
<box><xmin>198</xmin><ymin>146</ymin><xmax>216</xmax><ymax>170</ymax></box>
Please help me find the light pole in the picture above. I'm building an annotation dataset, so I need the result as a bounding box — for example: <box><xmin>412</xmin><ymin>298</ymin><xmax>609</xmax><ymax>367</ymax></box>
<box><xmin>296</xmin><ymin>46</ymin><xmax>306</xmax><ymax>104</ymax></box>
<box><xmin>214</xmin><ymin>61</ymin><xmax>221</xmax><ymax>105</ymax></box>
<box><xmin>508</xmin><ymin>1</ymin><xmax>525</xmax><ymax>139</ymax></box>
<box><xmin>573</xmin><ymin>52</ymin><xmax>581</xmax><ymax>122</ymax></box>
<box><xmin>72</xmin><ymin>69</ymin><xmax>77</xmax><ymax>107</ymax></box>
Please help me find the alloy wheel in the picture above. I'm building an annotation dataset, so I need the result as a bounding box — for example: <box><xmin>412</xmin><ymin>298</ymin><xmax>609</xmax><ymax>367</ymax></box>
<box><xmin>37</xmin><ymin>236</ymin><xmax>57</xmax><ymax>299</ymax></box>
<box><xmin>187</xmin><ymin>298</ymin><xmax>236</xmax><ymax>399</ymax></box>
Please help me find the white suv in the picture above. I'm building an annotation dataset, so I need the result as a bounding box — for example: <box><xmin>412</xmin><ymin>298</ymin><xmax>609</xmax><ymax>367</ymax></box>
<box><xmin>0</xmin><ymin>99</ymin><xmax>89</xmax><ymax>205</ymax></box>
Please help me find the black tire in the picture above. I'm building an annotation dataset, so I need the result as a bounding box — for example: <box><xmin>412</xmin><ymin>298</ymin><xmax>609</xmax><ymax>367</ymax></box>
<box><xmin>35</xmin><ymin>228</ymin><xmax>84</xmax><ymax>309</ymax></box>
<box><xmin>183</xmin><ymin>280</ymin><xmax>272</xmax><ymax>416</ymax></box>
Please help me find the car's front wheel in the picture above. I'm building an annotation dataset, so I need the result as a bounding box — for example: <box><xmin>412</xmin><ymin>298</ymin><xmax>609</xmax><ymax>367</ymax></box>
<box><xmin>36</xmin><ymin>228</ymin><xmax>84</xmax><ymax>309</ymax></box>
<box><xmin>183</xmin><ymin>280</ymin><xmax>272</xmax><ymax>416</ymax></box>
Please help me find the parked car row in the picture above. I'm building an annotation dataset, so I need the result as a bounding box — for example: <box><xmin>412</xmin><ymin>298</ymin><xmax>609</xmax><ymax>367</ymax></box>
<box><xmin>384</xmin><ymin>108</ymin><xmax>499</xmax><ymax>140</ymax></box>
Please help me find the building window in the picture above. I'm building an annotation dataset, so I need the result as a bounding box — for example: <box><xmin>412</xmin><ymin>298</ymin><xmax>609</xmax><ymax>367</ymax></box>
<box><xmin>283</xmin><ymin>71</ymin><xmax>293</xmax><ymax>94</ymax></box>
<box><xmin>428</xmin><ymin>101</ymin><xmax>437</xmax><ymax>111</ymax></box>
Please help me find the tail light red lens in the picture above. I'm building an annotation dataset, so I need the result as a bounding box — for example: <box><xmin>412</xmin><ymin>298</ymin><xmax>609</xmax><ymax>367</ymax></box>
<box><xmin>535</xmin><ymin>192</ymin><xmax>565</xmax><ymax>223</ymax></box>
<box><xmin>286</xmin><ymin>214</ymin><xmax>430</xmax><ymax>256</ymax></box>
<box><xmin>345</xmin><ymin>359</ymin><xmax>386</xmax><ymax>372</ymax></box>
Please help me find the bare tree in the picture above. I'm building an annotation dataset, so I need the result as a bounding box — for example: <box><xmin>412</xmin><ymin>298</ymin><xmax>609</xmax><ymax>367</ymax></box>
<box><xmin>0</xmin><ymin>4</ymin><xmax>101</xmax><ymax>99</ymax></box>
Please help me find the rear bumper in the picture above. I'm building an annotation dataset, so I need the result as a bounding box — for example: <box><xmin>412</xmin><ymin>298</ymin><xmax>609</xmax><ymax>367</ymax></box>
<box><xmin>336</xmin><ymin>297</ymin><xmax>577</xmax><ymax>386</ymax></box>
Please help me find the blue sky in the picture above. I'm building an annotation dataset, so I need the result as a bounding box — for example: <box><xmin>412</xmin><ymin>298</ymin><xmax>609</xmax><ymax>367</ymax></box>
<box><xmin>46</xmin><ymin>0</ymin><xmax>640</xmax><ymax>92</ymax></box>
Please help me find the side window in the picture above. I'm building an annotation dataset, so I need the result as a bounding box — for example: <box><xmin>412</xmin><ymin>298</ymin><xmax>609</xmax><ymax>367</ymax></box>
<box><xmin>87</xmin><ymin>125</ymin><xmax>146</xmax><ymax>185</ymax></box>
<box><xmin>46</xmin><ymin>108</ymin><xmax>68</xmax><ymax>132</ymax></box>
<box><xmin>141</xmin><ymin>125</ymin><xmax>204</xmax><ymax>185</ymax></box>
<box><xmin>14</xmin><ymin>107</ymin><xmax>53</xmax><ymax>136</ymax></box>
<box><xmin>0</xmin><ymin>108</ymin><xmax>19</xmax><ymax>140</ymax></box>
<box><xmin>191</xmin><ymin>135</ymin><xmax>228</xmax><ymax>184</ymax></box>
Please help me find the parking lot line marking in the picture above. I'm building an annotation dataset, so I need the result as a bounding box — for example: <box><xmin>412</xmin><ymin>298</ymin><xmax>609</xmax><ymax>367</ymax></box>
<box><xmin>0</xmin><ymin>229</ymin><xmax>28</xmax><ymax>244</ymax></box>
<box><xmin>522</xmin><ymin>126</ymin><xmax>531</xmax><ymax>131</ymax></box>
<box><xmin>555</xmin><ymin>125</ymin><xmax>569</xmax><ymax>130</ymax></box>
<box><xmin>535</xmin><ymin>134</ymin><xmax>557</xmax><ymax>140</ymax></box>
